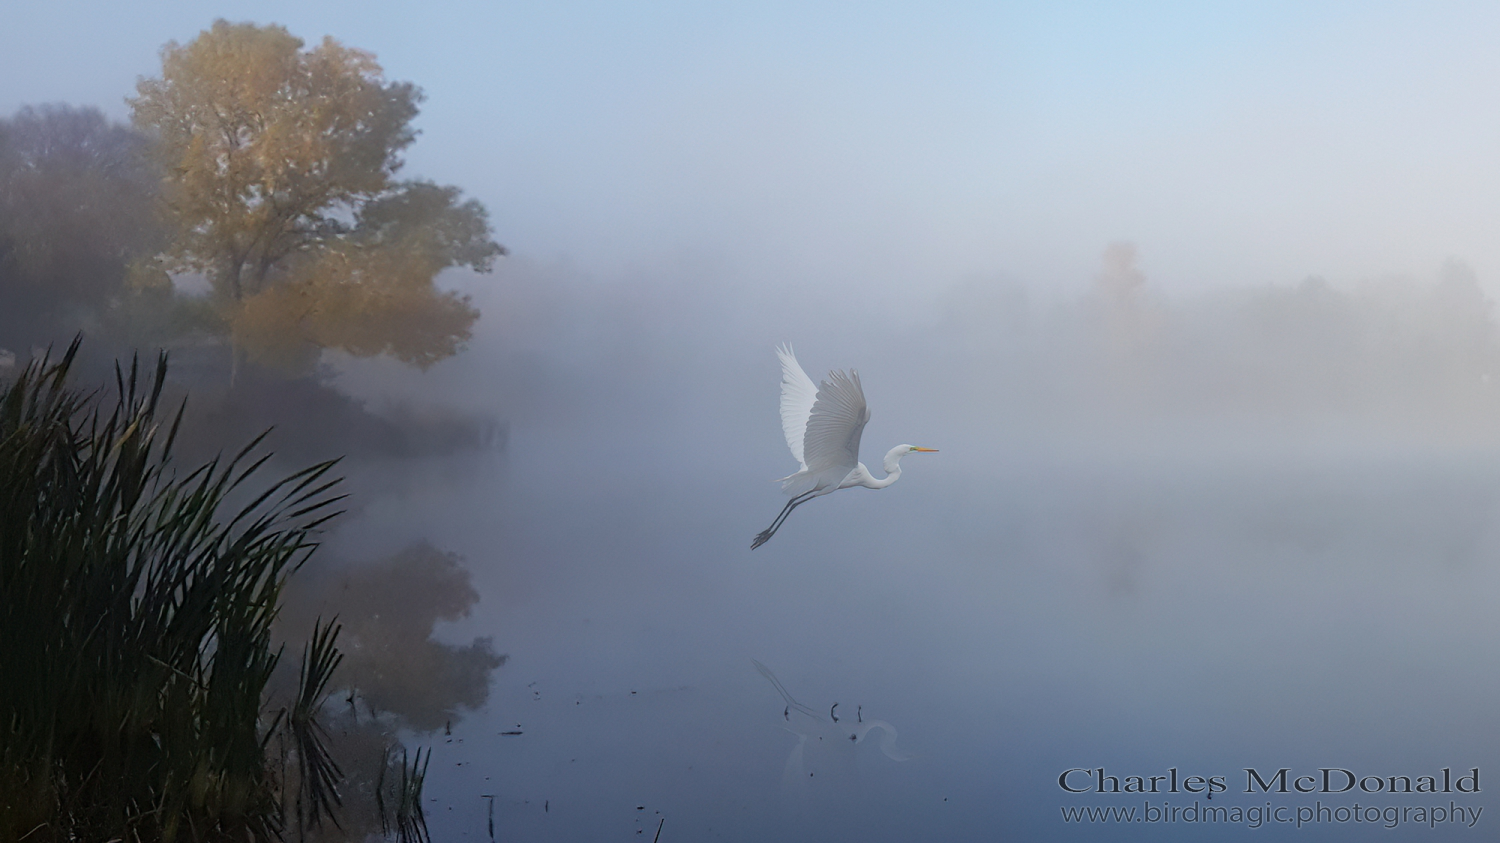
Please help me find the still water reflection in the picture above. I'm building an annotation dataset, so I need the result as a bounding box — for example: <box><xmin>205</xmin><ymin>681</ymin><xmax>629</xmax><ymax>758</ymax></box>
<box><xmin>340</xmin><ymin>432</ymin><xmax>1500</xmax><ymax>841</ymax></box>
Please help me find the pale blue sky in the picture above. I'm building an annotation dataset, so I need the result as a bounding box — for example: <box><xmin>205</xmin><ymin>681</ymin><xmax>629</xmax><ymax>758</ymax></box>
<box><xmin>6</xmin><ymin>1</ymin><xmax>1500</xmax><ymax>301</ymax></box>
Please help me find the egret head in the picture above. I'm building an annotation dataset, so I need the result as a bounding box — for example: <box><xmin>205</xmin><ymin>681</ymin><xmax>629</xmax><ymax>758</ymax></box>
<box><xmin>883</xmin><ymin>444</ymin><xmax>938</xmax><ymax>474</ymax></box>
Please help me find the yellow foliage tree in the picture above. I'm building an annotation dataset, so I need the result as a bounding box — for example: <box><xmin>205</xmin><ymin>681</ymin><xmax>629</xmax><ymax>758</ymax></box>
<box><xmin>130</xmin><ymin>20</ymin><xmax>502</xmax><ymax>374</ymax></box>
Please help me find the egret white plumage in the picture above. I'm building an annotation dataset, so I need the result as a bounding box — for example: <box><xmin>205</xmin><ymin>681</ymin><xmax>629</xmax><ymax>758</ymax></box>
<box><xmin>751</xmin><ymin>345</ymin><xmax>936</xmax><ymax>549</ymax></box>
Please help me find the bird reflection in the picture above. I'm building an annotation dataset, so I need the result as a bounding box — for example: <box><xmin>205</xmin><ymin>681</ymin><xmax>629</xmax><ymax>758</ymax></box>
<box><xmin>751</xmin><ymin>658</ymin><xmax>911</xmax><ymax>791</ymax></box>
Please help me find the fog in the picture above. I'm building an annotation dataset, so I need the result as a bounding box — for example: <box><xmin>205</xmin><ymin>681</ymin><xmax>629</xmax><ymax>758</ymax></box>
<box><xmin>7</xmin><ymin>3</ymin><xmax>1500</xmax><ymax>840</ymax></box>
<box><xmin>313</xmin><ymin>251</ymin><xmax>1500</xmax><ymax>840</ymax></box>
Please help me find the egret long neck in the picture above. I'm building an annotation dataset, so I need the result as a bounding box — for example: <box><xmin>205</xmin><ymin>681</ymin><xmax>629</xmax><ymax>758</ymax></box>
<box><xmin>866</xmin><ymin>463</ymin><xmax>901</xmax><ymax>489</ymax></box>
<box><xmin>838</xmin><ymin>462</ymin><xmax>897</xmax><ymax>490</ymax></box>
<box><xmin>842</xmin><ymin>447</ymin><xmax>917</xmax><ymax>490</ymax></box>
<box><xmin>865</xmin><ymin>445</ymin><xmax>916</xmax><ymax>489</ymax></box>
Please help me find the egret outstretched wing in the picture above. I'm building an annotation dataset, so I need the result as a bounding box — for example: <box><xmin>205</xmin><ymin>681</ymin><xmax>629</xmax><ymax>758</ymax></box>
<box><xmin>803</xmin><ymin>368</ymin><xmax>869</xmax><ymax>475</ymax></box>
<box><xmin>777</xmin><ymin>344</ymin><xmax>819</xmax><ymax>470</ymax></box>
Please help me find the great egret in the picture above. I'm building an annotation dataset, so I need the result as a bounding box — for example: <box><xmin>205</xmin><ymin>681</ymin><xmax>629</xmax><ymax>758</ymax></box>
<box><xmin>751</xmin><ymin>345</ymin><xmax>936</xmax><ymax>549</ymax></box>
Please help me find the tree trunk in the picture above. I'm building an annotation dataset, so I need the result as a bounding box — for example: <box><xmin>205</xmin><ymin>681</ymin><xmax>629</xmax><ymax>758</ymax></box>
<box><xmin>224</xmin><ymin>254</ymin><xmax>246</xmax><ymax>388</ymax></box>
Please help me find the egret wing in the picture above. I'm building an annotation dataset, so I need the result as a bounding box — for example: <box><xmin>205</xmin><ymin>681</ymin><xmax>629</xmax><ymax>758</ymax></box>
<box><xmin>776</xmin><ymin>344</ymin><xmax>818</xmax><ymax>469</ymax></box>
<box><xmin>803</xmin><ymin>368</ymin><xmax>869</xmax><ymax>474</ymax></box>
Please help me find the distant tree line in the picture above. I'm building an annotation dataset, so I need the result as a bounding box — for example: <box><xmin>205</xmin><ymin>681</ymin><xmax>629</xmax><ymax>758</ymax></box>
<box><xmin>935</xmin><ymin>244</ymin><xmax>1500</xmax><ymax>445</ymax></box>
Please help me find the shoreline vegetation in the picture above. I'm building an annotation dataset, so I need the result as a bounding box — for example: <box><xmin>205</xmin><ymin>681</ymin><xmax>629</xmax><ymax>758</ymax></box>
<box><xmin>0</xmin><ymin>341</ymin><xmax>350</xmax><ymax>840</ymax></box>
<box><xmin>0</xmin><ymin>342</ymin><xmax>439</xmax><ymax>842</ymax></box>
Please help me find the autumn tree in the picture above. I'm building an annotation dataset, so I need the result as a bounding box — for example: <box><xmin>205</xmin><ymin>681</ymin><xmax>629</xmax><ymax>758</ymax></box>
<box><xmin>130</xmin><ymin>20</ymin><xmax>503</xmax><ymax>375</ymax></box>
<box><xmin>0</xmin><ymin>105</ymin><xmax>167</xmax><ymax>356</ymax></box>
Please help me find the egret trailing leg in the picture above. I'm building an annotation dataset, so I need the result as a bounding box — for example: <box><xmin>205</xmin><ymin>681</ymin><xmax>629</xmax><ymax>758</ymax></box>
<box><xmin>751</xmin><ymin>490</ymin><xmax>820</xmax><ymax>549</ymax></box>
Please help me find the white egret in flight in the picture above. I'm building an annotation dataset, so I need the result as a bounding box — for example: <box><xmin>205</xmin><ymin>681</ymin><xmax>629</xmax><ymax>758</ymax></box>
<box><xmin>751</xmin><ymin>345</ymin><xmax>936</xmax><ymax>549</ymax></box>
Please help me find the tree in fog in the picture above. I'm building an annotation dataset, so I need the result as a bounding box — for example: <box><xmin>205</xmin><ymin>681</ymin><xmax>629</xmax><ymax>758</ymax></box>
<box><xmin>1087</xmin><ymin>241</ymin><xmax>1163</xmax><ymax>409</ymax></box>
<box><xmin>130</xmin><ymin>20</ymin><xmax>504</xmax><ymax>375</ymax></box>
<box><xmin>0</xmin><ymin>105</ymin><xmax>172</xmax><ymax>355</ymax></box>
<box><xmin>1422</xmin><ymin>259</ymin><xmax>1496</xmax><ymax>393</ymax></box>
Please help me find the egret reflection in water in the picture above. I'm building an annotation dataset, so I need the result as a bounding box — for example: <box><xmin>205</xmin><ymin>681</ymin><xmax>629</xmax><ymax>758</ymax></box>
<box><xmin>751</xmin><ymin>659</ymin><xmax>911</xmax><ymax>797</ymax></box>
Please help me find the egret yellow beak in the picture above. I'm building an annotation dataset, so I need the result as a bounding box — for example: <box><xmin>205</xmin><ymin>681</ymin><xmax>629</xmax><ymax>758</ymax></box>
<box><xmin>913</xmin><ymin>447</ymin><xmax>938</xmax><ymax>452</ymax></box>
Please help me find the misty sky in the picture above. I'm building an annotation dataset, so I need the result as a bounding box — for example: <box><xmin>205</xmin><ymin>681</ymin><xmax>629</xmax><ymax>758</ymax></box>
<box><xmin>7</xmin><ymin>1</ymin><xmax>1500</xmax><ymax>301</ymax></box>
<box><xmin>9</xmin><ymin>3</ymin><xmax>1500</xmax><ymax>841</ymax></box>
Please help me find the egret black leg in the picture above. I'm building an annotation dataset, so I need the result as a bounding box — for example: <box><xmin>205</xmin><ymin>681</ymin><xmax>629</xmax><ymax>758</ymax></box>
<box><xmin>751</xmin><ymin>491</ymin><xmax>817</xmax><ymax>549</ymax></box>
<box><xmin>765</xmin><ymin>493</ymin><xmax>811</xmax><ymax>535</ymax></box>
<box><xmin>770</xmin><ymin>492</ymin><xmax>819</xmax><ymax>535</ymax></box>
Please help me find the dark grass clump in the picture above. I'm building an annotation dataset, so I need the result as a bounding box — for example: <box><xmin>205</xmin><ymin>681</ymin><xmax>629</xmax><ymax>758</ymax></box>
<box><xmin>0</xmin><ymin>340</ymin><xmax>344</xmax><ymax>842</ymax></box>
